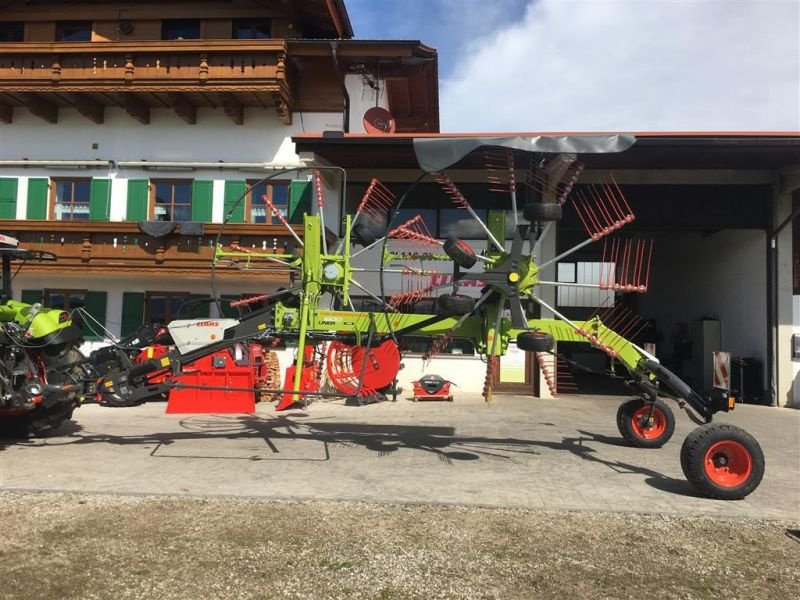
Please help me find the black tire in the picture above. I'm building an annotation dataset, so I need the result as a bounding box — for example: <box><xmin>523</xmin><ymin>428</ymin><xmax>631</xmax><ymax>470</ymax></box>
<box><xmin>352</xmin><ymin>222</ymin><xmax>376</xmax><ymax>247</ymax></box>
<box><xmin>523</xmin><ymin>202</ymin><xmax>562</xmax><ymax>222</ymax></box>
<box><xmin>680</xmin><ymin>423</ymin><xmax>765</xmax><ymax>500</ymax></box>
<box><xmin>35</xmin><ymin>346</ymin><xmax>85</xmax><ymax>433</ymax></box>
<box><xmin>616</xmin><ymin>398</ymin><xmax>675</xmax><ymax>448</ymax></box>
<box><xmin>443</xmin><ymin>237</ymin><xmax>477</xmax><ymax>269</ymax></box>
<box><xmin>516</xmin><ymin>331</ymin><xmax>554</xmax><ymax>353</ymax></box>
<box><xmin>438</xmin><ymin>294</ymin><xmax>476</xmax><ymax>316</ymax></box>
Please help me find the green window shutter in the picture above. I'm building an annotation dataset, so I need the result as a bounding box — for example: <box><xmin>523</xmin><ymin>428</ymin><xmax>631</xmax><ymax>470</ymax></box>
<box><xmin>191</xmin><ymin>180</ymin><xmax>214</xmax><ymax>222</ymax></box>
<box><xmin>26</xmin><ymin>178</ymin><xmax>49</xmax><ymax>220</ymax></box>
<box><xmin>223</xmin><ymin>180</ymin><xmax>246</xmax><ymax>223</ymax></box>
<box><xmin>288</xmin><ymin>180</ymin><xmax>312</xmax><ymax>224</ymax></box>
<box><xmin>0</xmin><ymin>177</ymin><xmax>18</xmax><ymax>219</ymax></box>
<box><xmin>121</xmin><ymin>292</ymin><xmax>145</xmax><ymax>337</ymax></box>
<box><xmin>89</xmin><ymin>179</ymin><xmax>111</xmax><ymax>221</ymax></box>
<box><xmin>82</xmin><ymin>291</ymin><xmax>107</xmax><ymax>341</ymax></box>
<box><xmin>20</xmin><ymin>289</ymin><xmax>43</xmax><ymax>304</ymax></box>
<box><xmin>126</xmin><ymin>180</ymin><xmax>149</xmax><ymax>221</ymax></box>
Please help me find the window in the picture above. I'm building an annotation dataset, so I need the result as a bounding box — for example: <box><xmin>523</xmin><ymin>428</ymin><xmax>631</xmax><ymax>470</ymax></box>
<box><xmin>233</xmin><ymin>18</ymin><xmax>271</xmax><ymax>39</ymax></box>
<box><xmin>56</xmin><ymin>21</ymin><xmax>92</xmax><ymax>42</ymax></box>
<box><xmin>440</xmin><ymin>208</ymin><xmax>488</xmax><ymax>239</ymax></box>
<box><xmin>153</xmin><ymin>181</ymin><xmax>192</xmax><ymax>222</ymax></box>
<box><xmin>557</xmin><ymin>262</ymin><xmax>615</xmax><ymax>308</ymax></box>
<box><xmin>248</xmin><ymin>181</ymin><xmax>289</xmax><ymax>224</ymax></box>
<box><xmin>53</xmin><ymin>179</ymin><xmax>90</xmax><ymax>221</ymax></box>
<box><xmin>162</xmin><ymin>19</ymin><xmax>201</xmax><ymax>40</ymax></box>
<box><xmin>44</xmin><ymin>289</ymin><xmax>87</xmax><ymax>334</ymax></box>
<box><xmin>400</xmin><ymin>335</ymin><xmax>475</xmax><ymax>356</ymax></box>
<box><xmin>44</xmin><ymin>289</ymin><xmax>86</xmax><ymax>311</ymax></box>
<box><xmin>144</xmin><ymin>292</ymin><xmax>189</xmax><ymax>324</ymax></box>
<box><xmin>0</xmin><ymin>22</ymin><xmax>23</xmax><ymax>42</ymax></box>
<box><xmin>346</xmin><ymin>181</ymin><xmax>503</xmax><ymax>240</ymax></box>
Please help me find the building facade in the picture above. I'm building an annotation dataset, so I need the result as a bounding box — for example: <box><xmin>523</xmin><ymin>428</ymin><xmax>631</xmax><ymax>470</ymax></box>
<box><xmin>0</xmin><ymin>0</ymin><xmax>438</xmax><ymax>354</ymax></box>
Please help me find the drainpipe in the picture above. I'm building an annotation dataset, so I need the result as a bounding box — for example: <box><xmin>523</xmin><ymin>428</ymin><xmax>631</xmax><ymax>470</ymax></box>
<box><xmin>329</xmin><ymin>42</ymin><xmax>350</xmax><ymax>133</ymax></box>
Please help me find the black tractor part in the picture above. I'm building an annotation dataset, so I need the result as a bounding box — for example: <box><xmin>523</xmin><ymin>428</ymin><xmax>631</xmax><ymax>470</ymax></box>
<box><xmin>443</xmin><ymin>236</ymin><xmax>478</xmax><ymax>269</ymax></box>
<box><xmin>419</xmin><ymin>374</ymin><xmax>447</xmax><ymax>395</ymax></box>
<box><xmin>523</xmin><ymin>202</ymin><xmax>562</xmax><ymax>222</ymax></box>
<box><xmin>437</xmin><ymin>294</ymin><xmax>476</xmax><ymax>316</ymax></box>
<box><xmin>516</xmin><ymin>331</ymin><xmax>555</xmax><ymax>352</ymax></box>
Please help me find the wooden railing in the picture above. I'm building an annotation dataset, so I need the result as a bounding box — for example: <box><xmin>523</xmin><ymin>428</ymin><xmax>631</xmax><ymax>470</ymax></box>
<box><xmin>0</xmin><ymin>40</ymin><xmax>290</xmax><ymax>92</ymax></box>
<box><xmin>0</xmin><ymin>220</ymin><xmax>301</xmax><ymax>279</ymax></box>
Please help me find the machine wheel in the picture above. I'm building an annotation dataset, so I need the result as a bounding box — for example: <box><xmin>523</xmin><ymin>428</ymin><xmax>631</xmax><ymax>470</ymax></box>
<box><xmin>516</xmin><ymin>331</ymin><xmax>554</xmax><ymax>353</ymax></box>
<box><xmin>28</xmin><ymin>345</ymin><xmax>85</xmax><ymax>434</ymax></box>
<box><xmin>523</xmin><ymin>202</ymin><xmax>562</xmax><ymax>222</ymax></box>
<box><xmin>437</xmin><ymin>294</ymin><xmax>476</xmax><ymax>316</ymax></box>
<box><xmin>352</xmin><ymin>222</ymin><xmax>376</xmax><ymax>247</ymax></box>
<box><xmin>443</xmin><ymin>237</ymin><xmax>477</xmax><ymax>269</ymax></box>
<box><xmin>616</xmin><ymin>398</ymin><xmax>675</xmax><ymax>448</ymax></box>
<box><xmin>680</xmin><ymin>423</ymin><xmax>765</xmax><ymax>500</ymax></box>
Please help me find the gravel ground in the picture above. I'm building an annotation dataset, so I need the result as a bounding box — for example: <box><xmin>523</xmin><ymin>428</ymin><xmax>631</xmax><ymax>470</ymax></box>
<box><xmin>1</xmin><ymin>491</ymin><xmax>798</xmax><ymax>600</ymax></box>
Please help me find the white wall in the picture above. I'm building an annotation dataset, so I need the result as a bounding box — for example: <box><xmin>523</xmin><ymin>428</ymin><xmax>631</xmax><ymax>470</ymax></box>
<box><xmin>637</xmin><ymin>229</ymin><xmax>768</xmax><ymax>386</ymax></box>
<box><xmin>345</xmin><ymin>73</ymin><xmax>391</xmax><ymax>134</ymax></box>
<box><xmin>0</xmin><ymin>108</ymin><xmax>343</xmax><ymax>164</ymax></box>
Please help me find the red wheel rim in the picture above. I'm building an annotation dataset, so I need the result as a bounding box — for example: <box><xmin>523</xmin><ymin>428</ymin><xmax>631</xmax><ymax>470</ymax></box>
<box><xmin>630</xmin><ymin>405</ymin><xmax>667</xmax><ymax>440</ymax></box>
<box><xmin>704</xmin><ymin>440</ymin><xmax>752</xmax><ymax>487</ymax></box>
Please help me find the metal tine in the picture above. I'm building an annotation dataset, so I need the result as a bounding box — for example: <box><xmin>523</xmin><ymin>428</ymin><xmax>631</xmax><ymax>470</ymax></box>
<box><xmin>434</xmin><ymin>172</ymin><xmax>505</xmax><ymax>252</ymax></box>
<box><xmin>610</xmin><ymin>173</ymin><xmax>635</xmax><ymax>219</ymax></box>
<box><xmin>262</xmin><ymin>193</ymin><xmax>304</xmax><ymax>248</ymax></box>
<box><xmin>389</xmin><ymin>266</ymin><xmax>439</xmax><ymax>309</ymax></box>
<box><xmin>314</xmin><ymin>170</ymin><xmax>329</xmax><ymax>254</ymax></box>
<box><xmin>587</xmin><ymin>184</ymin><xmax>614</xmax><ymax>233</ymax></box>
<box><xmin>356</xmin><ymin>178</ymin><xmax>395</xmax><ymax>226</ymax></box>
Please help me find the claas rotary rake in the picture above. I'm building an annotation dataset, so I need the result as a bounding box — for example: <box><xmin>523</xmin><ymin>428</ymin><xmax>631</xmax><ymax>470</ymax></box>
<box><xmin>0</xmin><ymin>136</ymin><xmax>765</xmax><ymax>500</ymax></box>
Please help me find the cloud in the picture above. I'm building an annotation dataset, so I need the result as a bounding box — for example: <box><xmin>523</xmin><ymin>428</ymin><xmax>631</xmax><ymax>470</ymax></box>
<box><xmin>440</xmin><ymin>0</ymin><xmax>800</xmax><ymax>132</ymax></box>
<box><xmin>347</xmin><ymin>0</ymin><xmax>529</xmax><ymax>75</ymax></box>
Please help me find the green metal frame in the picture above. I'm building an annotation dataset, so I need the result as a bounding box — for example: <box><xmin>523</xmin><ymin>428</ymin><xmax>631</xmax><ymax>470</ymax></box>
<box><xmin>215</xmin><ymin>213</ymin><xmax>652</xmax><ymax>401</ymax></box>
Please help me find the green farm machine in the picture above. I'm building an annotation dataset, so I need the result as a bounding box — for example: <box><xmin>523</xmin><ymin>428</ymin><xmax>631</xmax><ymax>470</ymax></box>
<box><xmin>0</xmin><ymin>136</ymin><xmax>765</xmax><ymax>500</ymax></box>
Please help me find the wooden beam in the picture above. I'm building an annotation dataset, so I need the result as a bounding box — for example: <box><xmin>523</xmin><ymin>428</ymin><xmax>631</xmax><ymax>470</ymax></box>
<box><xmin>0</xmin><ymin>103</ymin><xmax>11</xmax><ymax>124</ymax></box>
<box><xmin>220</xmin><ymin>93</ymin><xmax>244</xmax><ymax>126</ymax></box>
<box><xmin>272</xmin><ymin>92</ymin><xmax>292</xmax><ymax>126</ymax></box>
<box><xmin>21</xmin><ymin>93</ymin><xmax>57</xmax><ymax>124</ymax></box>
<box><xmin>119</xmin><ymin>93</ymin><xmax>150</xmax><ymax>125</ymax></box>
<box><xmin>68</xmin><ymin>94</ymin><xmax>104</xmax><ymax>124</ymax></box>
<box><xmin>168</xmin><ymin>92</ymin><xmax>196</xmax><ymax>125</ymax></box>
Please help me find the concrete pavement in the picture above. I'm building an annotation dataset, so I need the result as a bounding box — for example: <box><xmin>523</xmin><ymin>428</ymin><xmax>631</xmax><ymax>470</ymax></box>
<box><xmin>1</xmin><ymin>393</ymin><xmax>798</xmax><ymax>520</ymax></box>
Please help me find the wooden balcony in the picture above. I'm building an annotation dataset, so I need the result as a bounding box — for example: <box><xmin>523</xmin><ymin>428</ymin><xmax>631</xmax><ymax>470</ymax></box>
<box><xmin>0</xmin><ymin>40</ymin><xmax>293</xmax><ymax>125</ymax></box>
<box><xmin>0</xmin><ymin>219</ymin><xmax>301</xmax><ymax>280</ymax></box>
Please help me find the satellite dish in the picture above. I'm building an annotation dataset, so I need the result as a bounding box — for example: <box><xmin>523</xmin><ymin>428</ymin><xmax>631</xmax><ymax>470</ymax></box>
<box><xmin>363</xmin><ymin>107</ymin><xmax>396</xmax><ymax>134</ymax></box>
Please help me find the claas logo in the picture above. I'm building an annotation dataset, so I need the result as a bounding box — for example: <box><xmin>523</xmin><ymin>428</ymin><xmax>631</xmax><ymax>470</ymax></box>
<box><xmin>195</xmin><ymin>321</ymin><xmax>220</xmax><ymax>327</ymax></box>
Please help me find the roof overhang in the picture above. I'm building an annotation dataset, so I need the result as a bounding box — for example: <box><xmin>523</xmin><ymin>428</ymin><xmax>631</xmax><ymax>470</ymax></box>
<box><xmin>293</xmin><ymin>132</ymin><xmax>800</xmax><ymax>171</ymax></box>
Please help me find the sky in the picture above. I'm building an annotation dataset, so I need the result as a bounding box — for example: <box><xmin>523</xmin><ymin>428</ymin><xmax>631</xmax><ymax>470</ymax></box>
<box><xmin>346</xmin><ymin>0</ymin><xmax>800</xmax><ymax>133</ymax></box>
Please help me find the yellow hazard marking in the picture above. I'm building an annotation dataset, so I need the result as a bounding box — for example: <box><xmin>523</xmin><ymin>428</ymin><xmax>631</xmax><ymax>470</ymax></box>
<box><xmin>104</xmin><ymin>381</ymin><xmax>113</xmax><ymax>388</ymax></box>
<box><xmin>146</xmin><ymin>347</ymin><xmax>154</xmax><ymax>358</ymax></box>
<box><xmin>160</xmin><ymin>357</ymin><xmax>171</xmax><ymax>367</ymax></box>
<box><xmin>258</xmin><ymin>323</ymin><xmax>267</xmax><ymax>330</ymax></box>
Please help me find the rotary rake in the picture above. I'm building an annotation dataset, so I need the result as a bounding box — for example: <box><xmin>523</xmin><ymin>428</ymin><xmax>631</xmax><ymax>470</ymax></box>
<box><xmin>7</xmin><ymin>137</ymin><xmax>764</xmax><ymax>501</ymax></box>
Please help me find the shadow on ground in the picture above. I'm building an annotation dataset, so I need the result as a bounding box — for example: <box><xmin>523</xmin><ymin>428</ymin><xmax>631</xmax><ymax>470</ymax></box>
<box><xmin>2</xmin><ymin>412</ymin><xmax>696</xmax><ymax>497</ymax></box>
